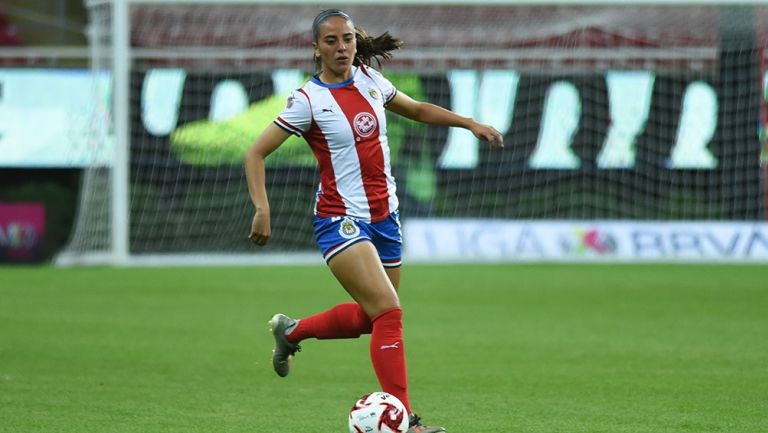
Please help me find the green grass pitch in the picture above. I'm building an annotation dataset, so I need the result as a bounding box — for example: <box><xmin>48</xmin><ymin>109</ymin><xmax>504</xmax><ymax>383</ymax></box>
<box><xmin>1</xmin><ymin>264</ymin><xmax>766</xmax><ymax>433</ymax></box>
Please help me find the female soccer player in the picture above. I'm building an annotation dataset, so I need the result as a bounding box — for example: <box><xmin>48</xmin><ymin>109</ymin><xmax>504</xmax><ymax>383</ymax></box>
<box><xmin>245</xmin><ymin>9</ymin><xmax>504</xmax><ymax>433</ymax></box>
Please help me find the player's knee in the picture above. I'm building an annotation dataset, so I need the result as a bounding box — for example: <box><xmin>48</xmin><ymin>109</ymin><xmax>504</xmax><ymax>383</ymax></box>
<box><xmin>362</xmin><ymin>292</ymin><xmax>400</xmax><ymax>319</ymax></box>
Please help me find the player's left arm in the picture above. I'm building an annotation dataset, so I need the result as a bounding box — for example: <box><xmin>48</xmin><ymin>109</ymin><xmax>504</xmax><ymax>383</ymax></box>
<box><xmin>386</xmin><ymin>91</ymin><xmax>504</xmax><ymax>148</ymax></box>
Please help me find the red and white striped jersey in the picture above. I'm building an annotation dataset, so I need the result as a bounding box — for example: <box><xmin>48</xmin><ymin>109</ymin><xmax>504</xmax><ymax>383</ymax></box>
<box><xmin>274</xmin><ymin>65</ymin><xmax>398</xmax><ymax>224</ymax></box>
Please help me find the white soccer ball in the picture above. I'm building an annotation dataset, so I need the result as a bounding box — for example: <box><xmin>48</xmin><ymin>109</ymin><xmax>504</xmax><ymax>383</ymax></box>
<box><xmin>348</xmin><ymin>392</ymin><xmax>409</xmax><ymax>433</ymax></box>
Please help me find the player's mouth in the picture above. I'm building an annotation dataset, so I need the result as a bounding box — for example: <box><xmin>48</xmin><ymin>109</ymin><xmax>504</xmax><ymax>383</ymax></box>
<box><xmin>335</xmin><ymin>56</ymin><xmax>350</xmax><ymax>64</ymax></box>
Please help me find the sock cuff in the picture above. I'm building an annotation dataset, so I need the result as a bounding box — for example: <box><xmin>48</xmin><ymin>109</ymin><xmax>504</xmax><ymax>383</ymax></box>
<box><xmin>371</xmin><ymin>306</ymin><xmax>402</xmax><ymax>323</ymax></box>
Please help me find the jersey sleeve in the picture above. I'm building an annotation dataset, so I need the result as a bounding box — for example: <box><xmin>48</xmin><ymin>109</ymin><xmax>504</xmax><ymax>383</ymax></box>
<box><xmin>274</xmin><ymin>90</ymin><xmax>311</xmax><ymax>136</ymax></box>
<box><xmin>364</xmin><ymin>66</ymin><xmax>398</xmax><ymax>105</ymax></box>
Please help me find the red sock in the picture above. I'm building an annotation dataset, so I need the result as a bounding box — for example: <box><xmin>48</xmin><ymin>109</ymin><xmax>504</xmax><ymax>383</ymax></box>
<box><xmin>370</xmin><ymin>307</ymin><xmax>411</xmax><ymax>414</ymax></box>
<box><xmin>286</xmin><ymin>302</ymin><xmax>372</xmax><ymax>343</ymax></box>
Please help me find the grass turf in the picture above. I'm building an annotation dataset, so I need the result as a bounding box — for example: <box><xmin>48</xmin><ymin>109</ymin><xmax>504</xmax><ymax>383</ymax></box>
<box><xmin>0</xmin><ymin>264</ymin><xmax>766</xmax><ymax>433</ymax></box>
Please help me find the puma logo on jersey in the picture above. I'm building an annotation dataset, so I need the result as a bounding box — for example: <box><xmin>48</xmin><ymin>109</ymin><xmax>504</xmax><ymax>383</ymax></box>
<box><xmin>380</xmin><ymin>341</ymin><xmax>400</xmax><ymax>350</ymax></box>
<box><xmin>322</xmin><ymin>107</ymin><xmax>334</xmax><ymax>113</ymax></box>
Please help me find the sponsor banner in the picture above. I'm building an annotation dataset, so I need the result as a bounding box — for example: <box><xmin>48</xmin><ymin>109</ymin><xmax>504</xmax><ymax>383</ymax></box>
<box><xmin>140</xmin><ymin>68</ymin><xmax>728</xmax><ymax>170</ymax></box>
<box><xmin>0</xmin><ymin>67</ymin><xmax>746</xmax><ymax>173</ymax></box>
<box><xmin>0</xmin><ymin>202</ymin><xmax>46</xmax><ymax>262</ymax></box>
<box><xmin>404</xmin><ymin>219</ymin><xmax>768</xmax><ymax>262</ymax></box>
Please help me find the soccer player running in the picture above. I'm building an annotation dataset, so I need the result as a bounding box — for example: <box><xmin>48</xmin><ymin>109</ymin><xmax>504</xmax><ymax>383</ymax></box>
<box><xmin>245</xmin><ymin>9</ymin><xmax>504</xmax><ymax>433</ymax></box>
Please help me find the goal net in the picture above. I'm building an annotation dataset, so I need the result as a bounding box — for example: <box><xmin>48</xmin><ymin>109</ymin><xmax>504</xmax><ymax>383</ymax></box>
<box><xmin>57</xmin><ymin>1</ymin><xmax>768</xmax><ymax>265</ymax></box>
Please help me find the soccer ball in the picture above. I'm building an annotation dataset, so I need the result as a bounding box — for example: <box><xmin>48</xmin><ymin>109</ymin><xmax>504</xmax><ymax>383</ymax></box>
<box><xmin>348</xmin><ymin>392</ymin><xmax>409</xmax><ymax>433</ymax></box>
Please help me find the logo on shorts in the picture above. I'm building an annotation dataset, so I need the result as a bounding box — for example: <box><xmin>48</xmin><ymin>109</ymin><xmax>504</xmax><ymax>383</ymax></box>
<box><xmin>286</xmin><ymin>95</ymin><xmax>294</xmax><ymax>109</ymax></box>
<box><xmin>368</xmin><ymin>88</ymin><xmax>380</xmax><ymax>100</ymax></box>
<box><xmin>353</xmin><ymin>112</ymin><xmax>377</xmax><ymax>138</ymax></box>
<box><xmin>339</xmin><ymin>218</ymin><xmax>360</xmax><ymax>239</ymax></box>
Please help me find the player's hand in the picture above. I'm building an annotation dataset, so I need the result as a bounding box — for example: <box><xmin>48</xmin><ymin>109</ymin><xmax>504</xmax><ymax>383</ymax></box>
<box><xmin>248</xmin><ymin>208</ymin><xmax>271</xmax><ymax>246</ymax></box>
<box><xmin>470</xmin><ymin>122</ymin><xmax>504</xmax><ymax>149</ymax></box>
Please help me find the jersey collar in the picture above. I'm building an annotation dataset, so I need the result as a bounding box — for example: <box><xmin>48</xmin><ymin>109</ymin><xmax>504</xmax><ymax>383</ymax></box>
<box><xmin>311</xmin><ymin>67</ymin><xmax>357</xmax><ymax>88</ymax></box>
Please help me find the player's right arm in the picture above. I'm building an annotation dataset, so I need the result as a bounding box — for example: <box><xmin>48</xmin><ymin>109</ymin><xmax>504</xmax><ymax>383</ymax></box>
<box><xmin>245</xmin><ymin>124</ymin><xmax>292</xmax><ymax>246</ymax></box>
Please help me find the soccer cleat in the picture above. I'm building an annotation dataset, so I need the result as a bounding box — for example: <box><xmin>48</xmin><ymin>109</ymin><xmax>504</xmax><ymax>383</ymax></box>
<box><xmin>407</xmin><ymin>413</ymin><xmax>446</xmax><ymax>433</ymax></box>
<box><xmin>268</xmin><ymin>313</ymin><xmax>301</xmax><ymax>377</ymax></box>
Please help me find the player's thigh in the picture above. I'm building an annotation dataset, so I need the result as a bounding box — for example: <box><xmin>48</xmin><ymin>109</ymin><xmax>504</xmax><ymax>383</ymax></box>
<box><xmin>384</xmin><ymin>266</ymin><xmax>400</xmax><ymax>291</ymax></box>
<box><xmin>328</xmin><ymin>241</ymin><xmax>399</xmax><ymax>318</ymax></box>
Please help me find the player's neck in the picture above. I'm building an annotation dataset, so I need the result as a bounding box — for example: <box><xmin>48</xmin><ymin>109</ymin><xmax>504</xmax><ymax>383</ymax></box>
<box><xmin>318</xmin><ymin>67</ymin><xmax>353</xmax><ymax>84</ymax></box>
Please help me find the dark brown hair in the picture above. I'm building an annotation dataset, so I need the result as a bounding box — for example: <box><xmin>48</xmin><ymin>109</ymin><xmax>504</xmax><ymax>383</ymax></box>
<box><xmin>312</xmin><ymin>9</ymin><xmax>402</xmax><ymax>70</ymax></box>
<box><xmin>352</xmin><ymin>26</ymin><xmax>402</xmax><ymax>69</ymax></box>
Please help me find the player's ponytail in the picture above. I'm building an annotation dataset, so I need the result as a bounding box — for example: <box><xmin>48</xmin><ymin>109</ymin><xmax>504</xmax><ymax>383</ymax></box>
<box><xmin>353</xmin><ymin>26</ymin><xmax>402</xmax><ymax>69</ymax></box>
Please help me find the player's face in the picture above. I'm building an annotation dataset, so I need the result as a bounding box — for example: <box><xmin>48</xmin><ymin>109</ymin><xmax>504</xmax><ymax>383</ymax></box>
<box><xmin>314</xmin><ymin>16</ymin><xmax>356</xmax><ymax>79</ymax></box>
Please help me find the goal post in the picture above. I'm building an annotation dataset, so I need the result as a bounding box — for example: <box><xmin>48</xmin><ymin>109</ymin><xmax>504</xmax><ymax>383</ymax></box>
<box><xmin>56</xmin><ymin>0</ymin><xmax>768</xmax><ymax>265</ymax></box>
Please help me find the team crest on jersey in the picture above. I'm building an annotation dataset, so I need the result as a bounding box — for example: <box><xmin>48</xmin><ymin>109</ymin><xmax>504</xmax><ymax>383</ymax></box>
<box><xmin>339</xmin><ymin>218</ymin><xmax>361</xmax><ymax>239</ymax></box>
<box><xmin>368</xmin><ymin>88</ymin><xmax>380</xmax><ymax>100</ymax></box>
<box><xmin>353</xmin><ymin>112</ymin><xmax>377</xmax><ymax>138</ymax></box>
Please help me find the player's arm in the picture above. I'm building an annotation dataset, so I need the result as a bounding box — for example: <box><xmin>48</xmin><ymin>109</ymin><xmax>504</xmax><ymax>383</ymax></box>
<box><xmin>386</xmin><ymin>91</ymin><xmax>504</xmax><ymax>148</ymax></box>
<box><xmin>244</xmin><ymin>123</ymin><xmax>292</xmax><ymax>246</ymax></box>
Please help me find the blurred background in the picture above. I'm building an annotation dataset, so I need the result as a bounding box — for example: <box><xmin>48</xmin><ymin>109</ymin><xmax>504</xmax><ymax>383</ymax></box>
<box><xmin>0</xmin><ymin>0</ymin><xmax>86</xmax><ymax>46</ymax></box>
<box><xmin>0</xmin><ymin>0</ymin><xmax>87</xmax><ymax>262</ymax></box>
